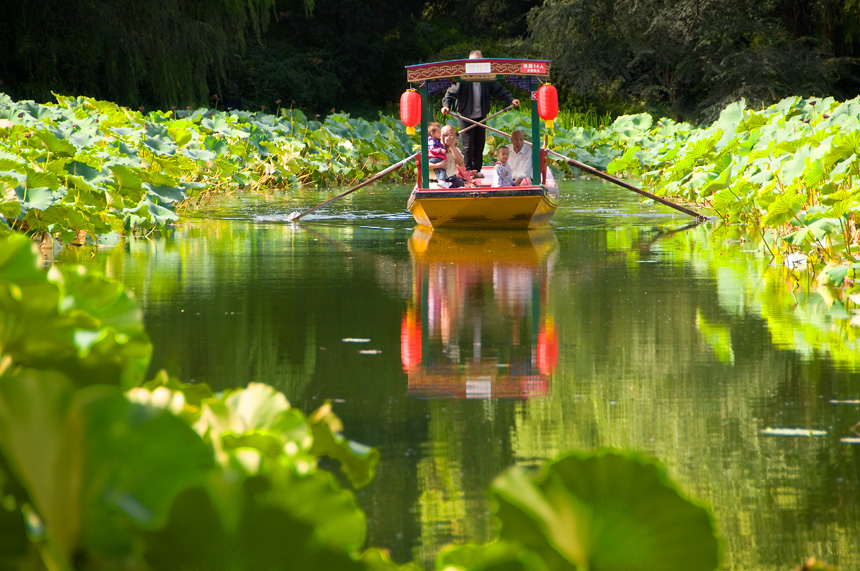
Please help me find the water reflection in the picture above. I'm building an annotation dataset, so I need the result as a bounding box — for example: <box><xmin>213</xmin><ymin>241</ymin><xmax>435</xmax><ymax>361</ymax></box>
<box><xmin>402</xmin><ymin>229</ymin><xmax>557</xmax><ymax>399</ymax></box>
<box><xmin>50</xmin><ymin>183</ymin><xmax>860</xmax><ymax>571</ymax></box>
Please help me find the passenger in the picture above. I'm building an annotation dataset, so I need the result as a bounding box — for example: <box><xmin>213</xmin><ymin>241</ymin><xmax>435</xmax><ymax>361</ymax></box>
<box><xmin>492</xmin><ymin>145</ymin><xmax>515</xmax><ymax>187</ymax></box>
<box><xmin>428</xmin><ymin>122</ymin><xmax>449</xmax><ymax>187</ymax></box>
<box><xmin>509</xmin><ymin>129</ymin><xmax>532</xmax><ymax>185</ymax></box>
<box><xmin>441</xmin><ymin>125</ymin><xmax>470</xmax><ymax>188</ymax></box>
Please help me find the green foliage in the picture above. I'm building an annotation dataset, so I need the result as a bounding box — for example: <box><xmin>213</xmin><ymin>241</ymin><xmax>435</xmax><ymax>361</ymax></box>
<box><xmin>0</xmin><ymin>234</ymin><xmax>150</xmax><ymax>388</ymax></box>
<box><xmin>527</xmin><ymin>0</ymin><xmax>860</xmax><ymax>121</ymax></box>
<box><xmin>439</xmin><ymin>451</ymin><xmax>719</xmax><ymax>571</ymax></box>
<box><xmin>0</xmin><ymin>93</ymin><xmax>415</xmax><ymax>243</ymax></box>
<box><xmin>0</xmin><ymin>0</ymin><xmax>296</xmax><ymax>109</ymax></box>
<box><xmin>594</xmin><ymin>96</ymin><xmax>860</xmax><ymax>267</ymax></box>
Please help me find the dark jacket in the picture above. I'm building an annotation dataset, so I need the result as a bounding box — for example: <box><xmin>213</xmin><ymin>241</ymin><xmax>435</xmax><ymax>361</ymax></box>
<box><xmin>442</xmin><ymin>81</ymin><xmax>515</xmax><ymax>118</ymax></box>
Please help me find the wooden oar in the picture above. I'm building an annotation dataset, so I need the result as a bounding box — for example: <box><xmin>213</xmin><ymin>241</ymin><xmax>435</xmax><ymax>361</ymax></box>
<box><xmin>286</xmin><ymin>154</ymin><xmax>416</xmax><ymax>221</ymax></box>
<box><xmin>286</xmin><ymin>105</ymin><xmax>516</xmax><ymax>222</ymax></box>
<box><xmin>449</xmin><ymin>112</ymin><xmax>706</xmax><ymax>220</ymax></box>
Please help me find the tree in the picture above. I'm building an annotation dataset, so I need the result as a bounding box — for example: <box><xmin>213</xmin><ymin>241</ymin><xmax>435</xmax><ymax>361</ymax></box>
<box><xmin>0</xmin><ymin>0</ymin><xmax>305</xmax><ymax>109</ymax></box>
<box><xmin>527</xmin><ymin>0</ymin><xmax>860</xmax><ymax>121</ymax></box>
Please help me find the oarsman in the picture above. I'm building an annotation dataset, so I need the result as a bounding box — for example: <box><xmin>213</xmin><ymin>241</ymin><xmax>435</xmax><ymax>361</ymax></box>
<box><xmin>441</xmin><ymin>50</ymin><xmax>520</xmax><ymax>174</ymax></box>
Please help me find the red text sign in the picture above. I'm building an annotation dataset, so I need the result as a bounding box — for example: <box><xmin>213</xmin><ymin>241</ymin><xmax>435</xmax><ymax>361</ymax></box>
<box><xmin>521</xmin><ymin>62</ymin><xmax>547</xmax><ymax>74</ymax></box>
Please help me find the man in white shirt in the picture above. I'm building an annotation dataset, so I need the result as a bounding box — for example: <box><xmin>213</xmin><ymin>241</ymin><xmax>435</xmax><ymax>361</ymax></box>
<box><xmin>508</xmin><ymin>129</ymin><xmax>533</xmax><ymax>183</ymax></box>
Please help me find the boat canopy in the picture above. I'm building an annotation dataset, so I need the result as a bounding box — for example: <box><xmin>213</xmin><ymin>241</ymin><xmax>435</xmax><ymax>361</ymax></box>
<box><xmin>406</xmin><ymin>58</ymin><xmax>551</xmax><ymax>94</ymax></box>
<box><xmin>405</xmin><ymin>58</ymin><xmax>554</xmax><ymax>190</ymax></box>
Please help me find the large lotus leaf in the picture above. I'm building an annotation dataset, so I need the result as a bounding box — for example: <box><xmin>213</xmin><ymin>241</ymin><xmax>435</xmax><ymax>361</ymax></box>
<box><xmin>714</xmin><ymin>100</ymin><xmax>745</xmax><ymax>137</ymax></box>
<box><xmin>0</xmin><ymin>371</ymin><xmax>213</xmax><ymax>563</ymax></box>
<box><xmin>606</xmin><ymin>146</ymin><xmax>641</xmax><ymax>175</ymax></box>
<box><xmin>0</xmin><ymin>235</ymin><xmax>63</xmax><ymax>316</ymax></box>
<box><xmin>109</xmin><ymin>141</ymin><xmax>141</xmax><ymax>162</ymax></box>
<box><xmin>283</xmin><ymin>108</ymin><xmax>308</xmax><ymax>125</ymax></box>
<box><xmin>110</xmin><ymin>165</ymin><xmax>143</xmax><ymax>191</ymax></box>
<box><xmin>825</xmin><ymin>131</ymin><xmax>860</xmax><ymax>166</ymax></box>
<box><xmin>266</xmin><ymin>462</ymin><xmax>367</xmax><ymax>552</ymax></box>
<box><xmin>820</xmin><ymin>189</ymin><xmax>859</xmax><ymax>218</ymax></box>
<box><xmin>763</xmin><ymin>191</ymin><xmax>806</xmax><ymax>226</ymax></box>
<box><xmin>144</xmin><ymin>183</ymin><xmax>186</xmax><ymax>204</ymax></box>
<box><xmin>20</xmin><ymin>172</ymin><xmax>60</xmax><ymax>205</ymax></box>
<box><xmin>168</xmin><ymin>127</ymin><xmax>193</xmax><ymax>146</ymax></box>
<box><xmin>490</xmin><ymin>451</ymin><xmax>719</xmax><ymax>571</ymax></box>
<box><xmin>66</xmin><ymin>160</ymin><xmax>112</xmax><ymax>190</ymax></box>
<box><xmin>0</xmin><ymin>236</ymin><xmax>152</xmax><ymax>386</ymax></box>
<box><xmin>803</xmin><ymin>159</ymin><xmax>827</xmax><ymax>188</ymax></box>
<box><xmin>68</xmin><ymin>130</ymin><xmax>98</xmax><ymax>150</ymax></box>
<box><xmin>748</xmin><ymin>169</ymin><xmax>774</xmax><ymax>186</ymax></box>
<box><xmin>309</xmin><ymin>402</ymin><xmax>380</xmax><ymax>489</ymax></box>
<box><xmin>16</xmin><ymin>101</ymin><xmax>56</xmax><ymax>122</ymax></box>
<box><xmin>820</xmin><ymin>99</ymin><xmax>860</xmax><ymax>131</ymax></box>
<box><xmin>779</xmin><ymin>144</ymin><xmax>813</xmax><ymax>187</ymax></box>
<box><xmin>804</xmin><ymin>217</ymin><xmax>843</xmax><ymax>241</ymax></box>
<box><xmin>143</xmin><ymin>369</ymin><xmax>214</xmax><ymax>409</ymax></box>
<box><xmin>200</xmin><ymin>116</ymin><xmax>247</xmax><ymax>138</ymax></box>
<box><xmin>821</xmin><ymin>263</ymin><xmax>860</xmax><ymax>286</ymax></box>
<box><xmin>36</xmin><ymin>130</ymin><xmax>77</xmax><ymax>157</ymax></box>
<box><xmin>181</xmin><ymin>145</ymin><xmax>217</xmax><ymax>161</ymax></box>
<box><xmin>195</xmin><ymin>383</ymin><xmax>313</xmax><ymax>465</ymax></box>
<box><xmin>144</xmin><ymin>469</ymin><xmax>365</xmax><ymax>571</ymax></box>
<box><xmin>140</xmin><ymin>196</ymin><xmax>179</xmax><ymax>225</ymax></box>
<box><xmin>611</xmin><ymin>113</ymin><xmax>652</xmax><ymax>137</ymax></box>
<box><xmin>738</xmin><ymin>110</ymin><xmax>768</xmax><ymax>133</ymax></box>
<box><xmin>689</xmin><ymin>170</ymin><xmax>719</xmax><ymax>192</ymax></box>
<box><xmin>142</xmin><ymin>133</ymin><xmax>177</xmax><ymax>157</ymax></box>
<box><xmin>352</xmin><ymin>120</ymin><xmax>377</xmax><ymax>142</ymax></box>
<box><xmin>60</xmin><ymin>266</ymin><xmax>151</xmax><ymax>385</ymax></box>
<box><xmin>202</xmin><ymin>136</ymin><xmax>231</xmax><ymax>156</ymax></box>
<box><xmin>109</xmin><ymin>127</ymin><xmax>141</xmax><ymax>140</ymax></box>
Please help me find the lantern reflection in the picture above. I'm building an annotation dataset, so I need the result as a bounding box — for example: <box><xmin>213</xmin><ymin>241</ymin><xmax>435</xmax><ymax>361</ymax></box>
<box><xmin>402</xmin><ymin>228</ymin><xmax>558</xmax><ymax>399</ymax></box>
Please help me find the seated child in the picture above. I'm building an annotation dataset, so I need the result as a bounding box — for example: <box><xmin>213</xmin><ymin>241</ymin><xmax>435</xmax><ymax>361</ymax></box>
<box><xmin>428</xmin><ymin>122</ymin><xmax>449</xmax><ymax>187</ymax></box>
<box><xmin>492</xmin><ymin>145</ymin><xmax>515</xmax><ymax>187</ymax></box>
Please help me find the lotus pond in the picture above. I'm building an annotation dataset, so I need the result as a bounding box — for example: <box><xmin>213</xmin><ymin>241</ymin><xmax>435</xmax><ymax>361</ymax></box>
<box><xmin>47</xmin><ymin>176</ymin><xmax>860</xmax><ymax>570</ymax></box>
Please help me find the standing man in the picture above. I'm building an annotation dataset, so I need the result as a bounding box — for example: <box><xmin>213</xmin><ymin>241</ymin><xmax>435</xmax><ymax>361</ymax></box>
<box><xmin>508</xmin><ymin>129</ymin><xmax>533</xmax><ymax>183</ymax></box>
<box><xmin>441</xmin><ymin>50</ymin><xmax>520</xmax><ymax>174</ymax></box>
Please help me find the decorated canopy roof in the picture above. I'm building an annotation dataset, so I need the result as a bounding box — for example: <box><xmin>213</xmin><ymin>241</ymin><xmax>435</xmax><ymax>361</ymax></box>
<box><xmin>406</xmin><ymin>58</ymin><xmax>551</xmax><ymax>84</ymax></box>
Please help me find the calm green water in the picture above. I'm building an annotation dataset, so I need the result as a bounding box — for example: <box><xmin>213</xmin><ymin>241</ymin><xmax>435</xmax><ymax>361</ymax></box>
<box><xmin>57</xmin><ymin>179</ymin><xmax>860</xmax><ymax>570</ymax></box>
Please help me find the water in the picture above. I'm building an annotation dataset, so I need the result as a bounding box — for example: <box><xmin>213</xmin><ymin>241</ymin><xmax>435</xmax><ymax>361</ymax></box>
<box><xmin>57</xmin><ymin>178</ymin><xmax>860</xmax><ymax>570</ymax></box>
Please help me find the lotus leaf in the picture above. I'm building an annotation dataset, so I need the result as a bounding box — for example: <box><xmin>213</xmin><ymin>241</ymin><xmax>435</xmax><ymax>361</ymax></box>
<box><xmin>143</xmin><ymin>470</ymin><xmax>366</xmax><ymax>571</ymax></box>
<box><xmin>490</xmin><ymin>451</ymin><xmax>719</xmax><ymax>571</ymax></box>
<box><xmin>0</xmin><ymin>371</ymin><xmax>212</xmax><ymax>562</ymax></box>
<box><xmin>309</xmin><ymin>401</ymin><xmax>380</xmax><ymax>489</ymax></box>
<box><xmin>35</xmin><ymin>130</ymin><xmax>77</xmax><ymax>157</ymax></box>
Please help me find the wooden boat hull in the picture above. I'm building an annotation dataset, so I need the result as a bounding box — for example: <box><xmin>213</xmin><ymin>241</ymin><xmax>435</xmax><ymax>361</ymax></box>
<box><xmin>408</xmin><ymin>167</ymin><xmax>559</xmax><ymax>229</ymax></box>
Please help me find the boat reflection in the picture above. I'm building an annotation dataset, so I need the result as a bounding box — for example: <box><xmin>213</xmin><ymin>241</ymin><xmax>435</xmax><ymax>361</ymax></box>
<box><xmin>401</xmin><ymin>228</ymin><xmax>558</xmax><ymax>399</ymax></box>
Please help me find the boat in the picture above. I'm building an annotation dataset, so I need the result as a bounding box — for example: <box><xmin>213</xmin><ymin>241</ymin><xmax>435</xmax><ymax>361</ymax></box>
<box><xmin>404</xmin><ymin>58</ymin><xmax>559</xmax><ymax>229</ymax></box>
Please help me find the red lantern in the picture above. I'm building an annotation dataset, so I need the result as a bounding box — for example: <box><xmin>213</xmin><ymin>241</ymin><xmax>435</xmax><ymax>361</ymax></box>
<box><xmin>537</xmin><ymin>83</ymin><xmax>558</xmax><ymax>129</ymax></box>
<box><xmin>400</xmin><ymin>89</ymin><xmax>421</xmax><ymax>135</ymax></box>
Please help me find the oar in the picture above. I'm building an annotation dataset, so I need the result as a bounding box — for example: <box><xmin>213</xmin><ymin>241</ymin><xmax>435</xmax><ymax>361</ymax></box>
<box><xmin>286</xmin><ymin>154</ymin><xmax>416</xmax><ymax>221</ymax></box>
<box><xmin>449</xmin><ymin>111</ymin><xmax>706</xmax><ymax>220</ymax></box>
<box><xmin>286</xmin><ymin>105</ymin><xmax>516</xmax><ymax>222</ymax></box>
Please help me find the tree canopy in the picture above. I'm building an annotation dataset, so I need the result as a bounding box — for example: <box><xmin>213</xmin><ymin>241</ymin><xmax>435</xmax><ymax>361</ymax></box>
<box><xmin>1</xmin><ymin>0</ymin><xmax>858</xmax><ymax>121</ymax></box>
